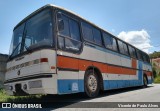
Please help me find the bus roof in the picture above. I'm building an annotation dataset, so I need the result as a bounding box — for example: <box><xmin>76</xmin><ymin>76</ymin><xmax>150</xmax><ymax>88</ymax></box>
<box><xmin>14</xmin><ymin>4</ymin><xmax>149</xmax><ymax>56</ymax></box>
<box><xmin>14</xmin><ymin>4</ymin><xmax>106</xmax><ymax>33</ymax></box>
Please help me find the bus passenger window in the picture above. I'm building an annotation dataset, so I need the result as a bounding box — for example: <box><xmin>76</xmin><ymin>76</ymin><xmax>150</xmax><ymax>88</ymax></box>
<box><xmin>103</xmin><ymin>33</ymin><xmax>118</xmax><ymax>51</ymax></box>
<box><xmin>123</xmin><ymin>43</ymin><xmax>129</xmax><ymax>55</ymax></box>
<box><xmin>82</xmin><ymin>22</ymin><xmax>94</xmax><ymax>42</ymax></box>
<box><xmin>137</xmin><ymin>50</ymin><xmax>143</xmax><ymax>60</ymax></box>
<box><xmin>69</xmin><ymin>19</ymin><xmax>80</xmax><ymax>41</ymax></box>
<box><xmin>82</xmin><ymin>22</ymin><xmax>102</xmax><ymax>45</ymax></box>
<box><xmin>118</xmin><ymin>41</ymin><xmax>124</xmax><ymax>54</ymax></box>
<box><xmin>117</xmin><ymin>40</ymin><xmax>129</xmax><ymax>55</ymax></box>
<box><xmin>93</xmin><ymin>28</ymin><xmax>102</xmax><ymax>45</ymax></box>
<box><xmin>128</xmin><ymin>46</ymin><xmax>137</xmax><ymax>58</ymax></box>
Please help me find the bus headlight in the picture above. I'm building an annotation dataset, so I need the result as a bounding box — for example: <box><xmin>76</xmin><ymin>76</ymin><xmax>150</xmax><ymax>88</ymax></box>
<box><xmin>5</xmin><ymin>85</ymin><xmax>13</xmax><ymax>91</ymax></box>
<box><xmin>28</xmin><ymin>80</ymin><xmax>42</xmax><ymax>89</ymax></box>
<box><xmin>9</xmin><ymin>86</ymin><xmax>13</xmax><ymax>90</ymax></box>
<box><xmin>23</xmin><ymin>84</ymin><xmax>27</xmax><ymax>90</ymax></box>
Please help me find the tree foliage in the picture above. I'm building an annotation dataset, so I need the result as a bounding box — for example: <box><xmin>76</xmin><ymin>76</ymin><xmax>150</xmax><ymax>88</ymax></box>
<box><xmin>149</xmin><ymin>51</ymin><xmax>160</xmax><ymax>58</ymax></box>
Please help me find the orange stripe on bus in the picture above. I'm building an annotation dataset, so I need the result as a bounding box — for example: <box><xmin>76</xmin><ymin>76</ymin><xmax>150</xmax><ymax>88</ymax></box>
<box><xmin>79</xmin><ymin>59</ymin><xmax>92</xmax><ymax>71</ymax></box>
<box><xmin>107</xmin><ymin>65</ymin><xmax>121</xmax><ymax>74</ymax></box>
<box><xmin>92</xmin><ymin>62</ymin><xmax>106</xmax><ymax>73</ymax></box>
<box><xmin>57</xmin><ymin>56</ymin><xmax>79</xmax><ymax>70</ymax></box>
<box><xmin>57</xmin><ymin>56</ymin><xmax>138</xmax><ymax>75</ymax></box>
<box><xmin>132</xmin><ymin>58</ymin><xmax>137</xmax><ymax>69</ymax></box>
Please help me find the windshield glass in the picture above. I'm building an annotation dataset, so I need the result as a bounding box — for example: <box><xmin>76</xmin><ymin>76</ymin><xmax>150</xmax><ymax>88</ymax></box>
<box><xmin>9</xmin><ymin>23</ymin><xmax>24</xmax><ymax>57</ymax></box>
<box><xmin>9</xmin><ymin>9</ymin><xmax>53</xmax><ymax>59</ymax></box>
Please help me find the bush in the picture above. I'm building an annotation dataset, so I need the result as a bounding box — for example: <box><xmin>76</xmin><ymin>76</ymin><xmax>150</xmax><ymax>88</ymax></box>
<box><xmin>154</xmin><ymin>75</ymin><xmax>160</xmax><ymax>83</ymax></box>
<box><xmin>0</xmin><ymin>89</ymin><xmax>43</xmax><ymax>102</ymax></box>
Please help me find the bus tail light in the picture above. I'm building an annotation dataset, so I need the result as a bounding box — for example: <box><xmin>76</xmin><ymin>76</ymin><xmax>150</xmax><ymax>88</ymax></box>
<box><xmin>40</xmin><ymin>58</ymin><xmax>48</xmax><ymax>63</ymax></box>
<box><xmin>51</xmin><ymin>66</ymin><xmax>55</xmax><ymax>69</ymax></box>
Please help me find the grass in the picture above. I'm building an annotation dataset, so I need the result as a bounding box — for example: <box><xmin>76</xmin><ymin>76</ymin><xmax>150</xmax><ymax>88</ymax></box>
<box><xmin>0</xmin><ymin>88</ymin><xmax>43</xmax><ymax>102</ymax></box>
<box><xmin>154</xmin><ymin>75</ymin><xmax>160</xmax><ymax>83</ymax></box>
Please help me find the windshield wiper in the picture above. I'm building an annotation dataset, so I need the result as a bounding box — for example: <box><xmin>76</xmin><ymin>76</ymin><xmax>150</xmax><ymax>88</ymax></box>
<box><xmin>8</xmin><ymin>42</ymin><xmax>32</xmax><ymax>61</ymax></box>
<box><xmin>8</xmin><ymin>42</ymin><xmax>22</xmax><ymax>60</ymax></box>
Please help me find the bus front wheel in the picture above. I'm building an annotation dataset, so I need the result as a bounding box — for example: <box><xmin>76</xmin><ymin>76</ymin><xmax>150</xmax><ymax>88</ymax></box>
<box><xmin>84</xmin><ymin>69</ymin><xmax>100</xmax><ymax>98</ymax></box>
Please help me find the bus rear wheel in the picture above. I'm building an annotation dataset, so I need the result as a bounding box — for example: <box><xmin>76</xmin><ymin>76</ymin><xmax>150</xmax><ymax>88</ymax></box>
<box><xmin>84</xmin><ymin>69</ymin><xmax>100</xmax><ymax>98</ymax></box>
<box><xmin>143</xmin><ymin>75</ymin><xmax>148</xmax><ymax>88</ymax></box>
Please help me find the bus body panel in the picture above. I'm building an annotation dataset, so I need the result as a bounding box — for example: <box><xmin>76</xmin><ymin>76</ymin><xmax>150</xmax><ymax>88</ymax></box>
<box><xmin>5</xmin><ymin>49</ymin><xmax>58</xmax><ymax>95</ymax></box>
<box><xmin>56</xmin><ymin>45</ymin><xmax>153</xmax><ymax>94</ymax></box>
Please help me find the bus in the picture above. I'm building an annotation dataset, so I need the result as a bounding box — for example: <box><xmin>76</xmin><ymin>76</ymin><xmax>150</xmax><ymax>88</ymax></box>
<box><xmin>4</xmin><ymin>4</ymin><xmax>153</xmax><ymax>97</ymax></box>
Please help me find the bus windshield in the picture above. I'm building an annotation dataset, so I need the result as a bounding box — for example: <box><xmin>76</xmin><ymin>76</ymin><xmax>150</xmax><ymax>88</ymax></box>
<box><xmin>9</xmin><ymin>9</ymin><xmax>53</xmax><ymax>59</ymax></box>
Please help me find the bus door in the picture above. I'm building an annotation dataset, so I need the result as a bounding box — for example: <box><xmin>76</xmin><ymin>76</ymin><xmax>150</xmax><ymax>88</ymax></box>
<box><xmin>56</xmin><ymin>11</ymin><xmax>82</xmax><ymax>94</ymax></box>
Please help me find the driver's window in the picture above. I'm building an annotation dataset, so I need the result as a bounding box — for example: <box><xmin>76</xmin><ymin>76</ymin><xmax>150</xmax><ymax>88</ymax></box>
<box><xmin>57</xmin><ymin>12</ymin><xmax>82</xmax><ymax>53</ymax></box>
<box><xmin>57</xmin><ymin>12</ymin><xmax>69</xmax><ymax>36</ymax></box>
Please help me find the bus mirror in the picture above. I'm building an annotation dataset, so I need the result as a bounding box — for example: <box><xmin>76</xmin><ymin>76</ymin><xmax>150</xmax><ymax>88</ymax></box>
<box><xmin>58</xmin><ymin>19</ymin><xmax>64</xmax><ymax>31</ymax></box>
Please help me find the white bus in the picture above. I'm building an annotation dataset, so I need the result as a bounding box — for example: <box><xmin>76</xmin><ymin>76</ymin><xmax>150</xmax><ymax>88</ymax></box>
<box><xmin>5</xmin><ymin>4</ymin><xmax>153</xmax><ymax>97</ymax></box>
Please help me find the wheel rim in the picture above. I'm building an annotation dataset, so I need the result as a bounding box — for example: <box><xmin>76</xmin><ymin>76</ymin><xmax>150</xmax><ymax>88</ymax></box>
<box><xmin>87</xmin><ymin>75</ymin><xmax>97</xmax><ymax>92</ymax></box>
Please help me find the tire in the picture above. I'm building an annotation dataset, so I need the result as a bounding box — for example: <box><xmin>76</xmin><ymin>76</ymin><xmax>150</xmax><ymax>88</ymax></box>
<box><xmin>143</xmin><ymin>75</ymin><xmax>148</xmax><ymax>88</ymax></box>
<box><xmin>84</xmin><ymin>69</ymin><xmax>100</xmax><ymax>98</ymax></box>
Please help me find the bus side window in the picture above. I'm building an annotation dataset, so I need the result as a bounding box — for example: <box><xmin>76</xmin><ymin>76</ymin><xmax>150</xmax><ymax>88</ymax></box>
<box><xmin>81</xmin><ymin>22</ymin><xmax>94</xmax><ymax>42</ymax></box>
<box><xmin>69</xmin><ymin>19</ymin><xmax>81</xmax><ymax>41</ymax></box>
<box><xmin>57</xmin><ymin>13</ymin><xmax>70</xmax><ymax>37</ymax></box>
<box><xmin>128</xmin><ymin>46</ymin><xmax>133</xmax><ymax>57</ymax></box>
<box><xmin>142</xmin><ymin>53</ymin><xmax>150</xmax><ymax>63</ymax></box>
<box><xmin>103</xmin><ymin>32</ymin><xmax>118</xmax><ymax>51</ymax></box>
<box><xmin>143</xmin><ymin>53</ymin><xmax>148</xmax><ymax>62</ymax></box>
<box><xmin>82</xmin><ymin>22</ymin><xmax>102</xmax><ymax>46</ymax></box>
<box><xmin>137</xmin><ymin>50</ymin><xmax>143</xmax><ymax>60</ymax></box>
<box><xmin>118</xmin><ymin>40</ymin><xmax>129</xmax><ymax>56</ymax></box>
<box><xmin>92</xmin><ymin>27</ymin><xmax>102</xmax><ymax>45</ymax></box>
<box><xmin>65</xmin><ymin>19</ymin><xmax>81</xmax><ymax>52</ymax></box>
<box><xmin>123</xmin><ymin>43</ymin><xmax>129</xmax><ymax>55</ymax></box>
<box><xmin>132</xmin><ymin>47</ymin><xmax>137</xmax><ymax>58</ymax></box>
<box><xmin>128</xmin><ymin>45</ymin><xmax>137</xmax><ymax>58</ymax></box>
<box><xmin>118</xmin><ymin>40</ymin><xmax>125</xmax><ymax>54</ymax></box>
<box><xmin>57</xmin><ymin>12</ymin><xmax>82</xmax><ymax>53</ymax></box>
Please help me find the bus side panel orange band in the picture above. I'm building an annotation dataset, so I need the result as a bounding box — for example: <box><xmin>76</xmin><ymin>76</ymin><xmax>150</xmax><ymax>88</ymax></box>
<box><xmin>57</xmin><ymin>56</ymin><xmax>79</xmax><ymax>70</ymax></box>
<box><xmin>92</xmin><ymin>62</ymin><xmax>107</xmax><ymax>73</ymax></box>
<box><xmin>57</xmin><ymin>56</ymin><xmax>144</xmax><ymax>75</ymax></box>
<box><xmin>132</xmin><ymin>58</ymin><xmax>137</xmax><ymax>69</ymax></box>
<box><xmin>79</xmin><ymin>59</ymin><xmax>92</xmax><ymax>71</ymax></box>
<box><xmin>107</xmin><ymin>65</ymin><xmax>122</xmax><ymax>74</ymax></box>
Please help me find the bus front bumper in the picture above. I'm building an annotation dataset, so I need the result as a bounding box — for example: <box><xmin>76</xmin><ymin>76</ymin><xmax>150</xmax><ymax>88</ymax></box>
<box><xmin>4</xmin><ymin>74</ymin><xmax>57</xmax><ymax>96</ymax></box>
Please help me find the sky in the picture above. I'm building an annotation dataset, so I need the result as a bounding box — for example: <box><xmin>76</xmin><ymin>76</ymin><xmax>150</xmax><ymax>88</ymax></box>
<box><xmin>0</xmin><ymin>0</ymin><xmax>160</xmax><ymax>54</ymax></box>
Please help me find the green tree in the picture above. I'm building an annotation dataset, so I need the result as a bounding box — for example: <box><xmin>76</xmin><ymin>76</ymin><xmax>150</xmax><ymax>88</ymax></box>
<box><xmin>150</xmin><ymin>51</ymin><xmax>160</xmax><ymax>58</ymax></box>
